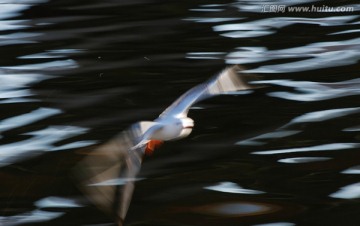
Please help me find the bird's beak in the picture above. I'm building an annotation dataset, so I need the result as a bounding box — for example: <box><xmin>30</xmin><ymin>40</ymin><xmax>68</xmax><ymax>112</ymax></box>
<box><xmin>145</xmin><ymin>140</ymin><xmax>163</xmax><ymax>156</ymax></box>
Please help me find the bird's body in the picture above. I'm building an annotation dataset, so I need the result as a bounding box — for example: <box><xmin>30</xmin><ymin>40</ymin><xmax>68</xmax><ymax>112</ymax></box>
<box><xmin>74</xmin><ymin>65</ymin><xmax>259</xmax><ymax>225</ymax></box>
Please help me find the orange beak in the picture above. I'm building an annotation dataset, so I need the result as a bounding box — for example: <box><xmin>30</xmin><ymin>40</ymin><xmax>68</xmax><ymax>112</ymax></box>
<box><xmin>145</xmin><ymin>140</ymin><xmax>164</xmax><ymax>156</ymax></box>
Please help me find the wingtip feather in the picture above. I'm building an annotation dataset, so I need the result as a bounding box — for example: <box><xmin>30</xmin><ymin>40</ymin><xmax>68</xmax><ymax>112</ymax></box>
<box><xmin>209</xmin><ymin>65</ymin><xmax>261</xmax><ymax>94</ymax></box>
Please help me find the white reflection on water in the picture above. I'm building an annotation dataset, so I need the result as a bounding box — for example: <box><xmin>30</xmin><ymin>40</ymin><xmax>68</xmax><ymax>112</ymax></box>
<box><xmin>0</xmin><ymin>126</ymin><xmax>97</xmax><ymax>167</ymax></box>
<box><xmin>0</xmin><ymin>72</ymin><xmax>43</xmax><ymax>103</ymax></box>
<box><xmin>278</xmin><ymin>157</ymin><xmax>331</xmax><ymax>164</ymax></box>
<box><xmin>89</xmin><ymin>177</ymin><xmax>143</xmax><ymax>186</ymax></box>
<box><xmin>205</xmin><ymin>182</ymin><xmax>265</xmax><ymax>194</ymax></box>
<box><xmin>252</xmin><ymin>79</ymin><xmax>360</xmax><ymax>102</ymax></box>
<box><xmin>0</xmin><ymin>107</ymin><xmax>61</xmax><ymax>132</ymax></box>
<box><xmin>0</xmin><ymin>32</ymin><xmax>41</xmax><ymax>46</ymax></box>
<box><xmin>0</xmin><ymin>3</ymin><xmax>30</xmax><ymax>20</ymax></box>
<box><xmin>236</xmin><ymin>130</ymin><xmax>300</xmax><ymax>146</ymax></box>
<box><xmin>341</xmin><ymin>165</ymin><xmax>360</xmax><ymax>174</ymax></box>
<box><xmin>252</xmin><ymin>143</ymin><xmax>360</xmax><ymax>155</ymax></box>
<box><xmin>214</xmin><ymin>16</ymin><xmax>357</xmax><ymax>38</ymax></box>
<box><xmin>19</xmin><ymin>48</ymin><xmax>84</xmax><ymax>59</ymax></box>
<box><xmin>0</xmin><ymin>0</ymin><xmax>48</xmax><ymax>45</ymax></box>
<box><xmin>214</xmin><ymin>203</ymin><xmax>263</xmax><ymax>215</ymax></box>
<box><xmin>247</xmin><ymin>49</ymin><xmax>360</xmax><ymax>73</ymax></box>
<box><xmin>343</xmin><ymin>125</ymin><xmax>360</xmax><ymax>132</ymax></box>
<box><xmin>0</xmin><ymin>0</ymin><xmax>49</xmax><ymax>3</ymax></box>
<box><xmin>330</xmin><ymin>29</ymin><xmax>360</xmax><ymax>35</ymax></box>
<box><xmin>193</xmin><ymin>202</ymin><xmax>272</xmax><ymax>217</ymax></box>
<box><xmin>289</xmin><ymin>107</ymin><xmax>360</xmax><ymax>124</ymax></box>
<box><xmin>238</xmin><ymin>107</ymin><xmax>360</xmax><ymax>149</ymax></box>
<box><xmin>0</xmin><ymin>89</ymin><xmax>33</xmax><ymax>101</ymax></box>
<box><xmin>0</xmin><ymin>19</ymin><xmax>30</xmax><ymax>31</ymax></box>
<box><xmin>330</xmin><ymin>182</ymin><xmax>360</xmax><ymax>199</ymax></box>
<box><xmin>0</xmin><ymin>209</ymin><xmax>63</xmax><ymax>226</ymax></box>
<box><xmin>187</xmin><ymin>2</ymin><xmax>359</xmax><ymax>72</ymax></box>
<box><xmin>35</xmin><ymin>196</ymin><xmax>83</xmax><ymax>208</ymax></box>
<box><xmin>0</xmin><ymin>1</ymin><xmax>48</xmax><ymax>32</ymax></box>
<box><xmin>0</xmin><ymin>59</ymin><xmax>76</xmax><ymax>103</ymax></box>
<box><xmin>1</xmin><ymin>72</ymin><xmax>44</xmax><ymax>86</ymax></box>
<box><xmin>52</xmin><ymin>140</ymin><xmax>98</xmax><ymax>151</ymax></box>
<box><xmin>0</xmin><ymin>56</ymin><xmax>77</xmax><ymax>103</ymax></box>
<box><xmin>189</xmin><ymin>4</ymin><xmax>226</xmax><ymax>12</ymax></box>
<box><xmin>0</xmin><ymin>97</ymin><xmax>39</xmax><ymax>104</ymax></box>
<box><xmin>253</xmin><ymin>222</ymin><xmax>295</xmax><ymax>226</ymax></box>
<box><xmin>0</xmin><ymin>59</ymin><xmax>78</xmax><ymax>71</ymax></box>
<box><xmin>0</xmin><ymin>74</ymin><xmax>48</xmax><ymax>100</ymax></box>
<box><xmin>228</xmin><ymin>36</ymin><xmax>360</xmax><ymax>72</ymax></box>
<box><xmin>190</xmin><ymin>8</ymin><xmax>225</xmax><ymax>12</ymax></box>
<box><xmin>186</xmin><ymin>52</ymin><xmax>226</xmax><ymax>60</ymax></box>
<box><xmin>184</xmin><ymin>17</ymin><xmax>241</xmax><ymax>23</ymax></box>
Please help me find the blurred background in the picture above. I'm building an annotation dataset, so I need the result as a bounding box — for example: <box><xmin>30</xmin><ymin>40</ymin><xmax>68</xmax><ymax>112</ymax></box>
<box><xmin>0</xmin><ymin>0</ymin><xmax>359</xmax><ymax>225</ymax></box>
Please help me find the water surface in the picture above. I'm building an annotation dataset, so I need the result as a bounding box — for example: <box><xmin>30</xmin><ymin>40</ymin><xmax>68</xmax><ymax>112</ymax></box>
<box><xmin>0</xmin><ymin>0</ymin><xmax>360</xmax><ymax>225</ymax></box>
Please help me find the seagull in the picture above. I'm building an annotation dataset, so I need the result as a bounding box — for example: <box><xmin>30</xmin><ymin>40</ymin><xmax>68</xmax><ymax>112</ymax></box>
<box><xmin>74</xmin><ymin>65</ymin><xmax>259</xmax><ymax>226</ymax></box>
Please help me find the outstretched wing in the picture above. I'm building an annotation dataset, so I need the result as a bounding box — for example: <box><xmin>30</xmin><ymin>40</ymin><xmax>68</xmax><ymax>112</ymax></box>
<box><xmin>159</xmin><ymin>65</ymin><xmax>259</xmax><ymax>118</ymax></box>
<box><xmin>74</xmin><ymin>121</ymin><xmax>163</xmax><ymax>224</ymax></box>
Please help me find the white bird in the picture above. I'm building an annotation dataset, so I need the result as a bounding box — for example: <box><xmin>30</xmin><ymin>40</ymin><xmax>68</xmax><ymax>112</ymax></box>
<box><xmin>74</xmin><ymin>65</ymin><xmax>259</xmax><ymax>225</ymax></box>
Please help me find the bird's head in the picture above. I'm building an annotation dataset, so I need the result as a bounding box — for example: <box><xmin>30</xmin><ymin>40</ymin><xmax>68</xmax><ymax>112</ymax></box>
<box><xmin>145</xmin><ymin>117</ymin><xmax>194</xmax><ymax>155</ymax></box>
<box><xmin>181</xmin><ymin>117</ymin><xmax>194</xmax><ymax>129</ymax></box>
<box><xmin>177</xmin><ymin>117</ymin><xmax>194</xmax><ymax>138</ymax></box>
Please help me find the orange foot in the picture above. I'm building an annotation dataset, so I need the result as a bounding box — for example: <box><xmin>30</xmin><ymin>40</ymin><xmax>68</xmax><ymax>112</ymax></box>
<box><xmin>145</xmin><ymin>140</ymin><xmax>163</xmax><ymax>156</ymax></box>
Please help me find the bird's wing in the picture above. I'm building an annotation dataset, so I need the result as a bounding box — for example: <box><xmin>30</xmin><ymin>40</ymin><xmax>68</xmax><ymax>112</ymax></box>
<box><xmin>74</xmin><ymin>121</ymin><xmax>163</xmax><ymax>224</ymax></box>
<box><xmin>159</xmin><ymin>65</ymin><xmax>259</xmax><ymax>118</ymax></box>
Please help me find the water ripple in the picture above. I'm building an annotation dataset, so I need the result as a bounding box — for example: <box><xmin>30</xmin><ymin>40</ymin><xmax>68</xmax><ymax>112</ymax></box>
<box><xmin>330</xmin><ymin>182</ymin><xmax>360</xmax><ymax>199</ymax></box>
<box><xmin>184</xmin><ymin>17</ymin><xmax>242</xmax><ymax>23</ymax></box>
<box><xmin>342</xmin><ymin>165</ymin><xmax>360</xmax><ymax>174</ymax></box>
<box><xmin>0</xmin><ymin>32</ymin><xmax>40</xmax><ymax>46</ymax></box>
<box><xmin>190</xmin><ymin>5</ymin><xmax>360</xmax><ymax>73</ymax></box>
<box><xmin>0</xmin><ymin>0</ymin><xmax>359</xmax><ymax>225</ymax></box>
<box><xmin>288</xmin><ymin>107</ymin><xmax>360</xmax><ymax>124</ymax></box>
<box><xmin>252</xmin><ymin>143</ymin><xmax>360</xmax><ymax>155</ymax></box>
<box><xmin>278</xmin><ymin>157</ymin><xmax>331</xmax><ymax>164</ymax></box>
<box><xmin>89</xmin><ymin>177</ymin><xmax>144</xmax><ymax>186</ymax></box>
<box><xmin>214</xmin><ymin>16</ymin><xmax>357</xmax><ymax>38</ymax></box>
<box><xmin>236</xmin><ymin>108</ymin><xmax>360</xmax><ymax>147</ymax></box>
<box><xmin>0</xmin><ymin>126</ymin><xmax>96</xmax><ymax>167</ymax></box>
<box><xmin>229</xmin><ymin>37</ymin><xmax>360</xmax><ymax>72</ymax></box>
<box><xmin>0</xmin><ymin>209</ymin><xmax>63</xmax><ymax>226</ymax></box>
<box><xmin>236</xmin><ymin>130</ymin><xmax>300</xmax><ymax>146</ymax></box>
<box><xmin>0</xmin><ymin>72</ymin><xmax>48</xmax><ymax>103</ymax></box>
<box><xmin>19</xmin><ymin>49</ymin><xmax>84</xmax><ymax>59</ymax></box>
<box><xmin>0</xmin><ymin>19</ymin><xmax>29</xmax><ymax>31</ymax></box>
<box><xmin>343</xmin><ymin>125</ymin><xmax>360</xmax><ymax>132</ymax></box>
<box><xmin>253</xmin><ymin>223</ymin><xmax>295</xmax><ymax>226</ymax></box>
<box><xmin>0</xmin><ymin>59</ymin><xmax>78</xmax><ymax>71</ymax></box>
<box><xmin>205</xmin><ymin>182</ymin><xmax>265</xmax><ymax>194</ymax></box>
<box><xmin>191</xmin><ymin>202</ymin><xmax>275</xmax><ymax>217</ymax></box>
<box><xmin>35</xmin><ymin>196</ymin><xmax>83</xmax><ymax>208</ymax></box>
<box><xmin>0</xmin><ymin>107</ymin><xmax>61</xmax><ymax>133</ymax></box>
<box><xmin>253</xmin><ymin>78</ymin><xmax>360</xmax><ymax>101</ymax></box>
<box><xmin>186</xmin><ymin>52</ymin><xmax>226</xmax><ymax>60</ymax></box>
<box><xmin>330</xmin><ymin>29</ymin><xmax>360</xmax><ymax>35</ymax></box>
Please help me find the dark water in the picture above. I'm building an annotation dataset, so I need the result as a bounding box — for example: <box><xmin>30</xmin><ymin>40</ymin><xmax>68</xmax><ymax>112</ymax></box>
<box><xmin>1</xmin><ymin>0</ymin><xmax>360</xmax><ymax>225</ymax></box>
